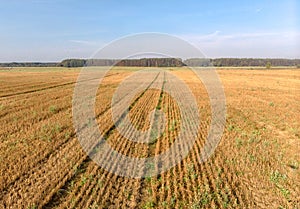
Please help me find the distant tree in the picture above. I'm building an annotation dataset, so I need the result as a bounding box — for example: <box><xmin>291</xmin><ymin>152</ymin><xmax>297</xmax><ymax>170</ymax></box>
<box><xmin>59</xmin><ymin>59</ymin><xmax>86</xmax><ymax>67</ymax></box>
<box><xmin>297</xmin><ymin>64</ymin><xmax>300</xmax><ymax>69</ymax></box>
<box><xmin>266</xmin><ymin>62</ymin><xmax>271</xmax><ymax>69</ymax></box>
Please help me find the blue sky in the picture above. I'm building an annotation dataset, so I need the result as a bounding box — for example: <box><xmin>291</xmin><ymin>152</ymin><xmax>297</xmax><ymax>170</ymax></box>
<box><xmin>0</xmin><ymin>0</ymin><xmax>299</xmax><ymax>61</ymax></box>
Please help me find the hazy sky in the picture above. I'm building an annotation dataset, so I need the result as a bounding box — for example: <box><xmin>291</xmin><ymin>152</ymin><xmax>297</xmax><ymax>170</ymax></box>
<box><xmin>0</xmin><ymin>0</ymin><xmax>299</xmax><ymax>62</ymax></box>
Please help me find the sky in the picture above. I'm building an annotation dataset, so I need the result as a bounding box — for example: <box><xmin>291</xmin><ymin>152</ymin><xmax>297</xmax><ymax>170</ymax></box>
<box><xmin>0</xmin><ymin>0</ymin><xmax>299</xmax><ymax>62</ymax></box>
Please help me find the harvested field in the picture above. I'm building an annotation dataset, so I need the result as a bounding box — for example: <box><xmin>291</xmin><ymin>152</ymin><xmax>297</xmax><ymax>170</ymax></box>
<box><xmin>0</xmin><ymin>67</ymin><xmax>299</xmax><ymax>209</ymax></box>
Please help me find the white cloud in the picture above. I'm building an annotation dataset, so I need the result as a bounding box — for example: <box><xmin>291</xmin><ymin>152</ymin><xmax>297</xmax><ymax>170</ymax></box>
<box><xmin>255</xmin><ymin>8</ymin><xmax>262</xmax><ymax>13</ymax></box>
<box><xmin>69</xmin><ymin>40</ymin><xmax>98</xmax><ymax>45</ymax></box>
<box><xmin>1</xmin><ymin>31</ymin><xmax>299</xmax><ymax>62</ymax></box>
<box><xmin>179</xmin><ymin>31</ymin><xmax>300</xmax><ymax>58</ymax></box>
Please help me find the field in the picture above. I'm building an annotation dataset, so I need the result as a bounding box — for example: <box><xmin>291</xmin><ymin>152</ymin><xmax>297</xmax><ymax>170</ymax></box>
<box><xmin>0</xmin><ymin>67</ymin><xmax>299</xmax><ymax>209</ymax></box>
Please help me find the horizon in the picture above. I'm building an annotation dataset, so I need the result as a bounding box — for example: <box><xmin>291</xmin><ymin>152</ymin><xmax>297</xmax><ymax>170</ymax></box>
<box><xmin>1</xmin><ymin>57</ymin><xmax>300</xmax><ymax>64</ymax></box>
<box><xmin>0</xmin><ymin>0</ymin><xmax>299</xmax><ymax>62</ymax></box>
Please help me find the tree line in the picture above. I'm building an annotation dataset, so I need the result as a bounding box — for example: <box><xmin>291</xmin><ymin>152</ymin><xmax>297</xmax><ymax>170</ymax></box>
<box><xmin>185</xmin><ymin>58</ymin><xmax>300</xmax><ymax>67</ymax></box>
<box><xmin>0</xmin><ymin>62</ymin><xmax>57</xmax><ymax>67</ymax></box>
<box><xmin>1</xmin><ymin>58</ymin><xmax>300</xmax><ymax>68</ymax></box>
<box><xmin>56</xmin><ymin>58</ymin><xmax>300</xmax><ymax>67</ymax></box>
<box><xmin>57</xmin><ymin>58</ymin><xmax>185</xmax><ymax>67</ymax></box>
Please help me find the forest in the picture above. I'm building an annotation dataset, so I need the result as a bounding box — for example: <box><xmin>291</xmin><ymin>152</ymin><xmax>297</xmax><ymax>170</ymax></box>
<box><xmin>1</xmin><ymin>58</ymin><xmax>300</xmax><ymax>68</ymax></box>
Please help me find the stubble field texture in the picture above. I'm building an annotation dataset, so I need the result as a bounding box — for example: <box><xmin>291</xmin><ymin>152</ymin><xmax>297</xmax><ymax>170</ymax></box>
<box><xmin>0</xmin><ymin>67</ymin><xmax>299</xmax><ymax>209</ymax></box>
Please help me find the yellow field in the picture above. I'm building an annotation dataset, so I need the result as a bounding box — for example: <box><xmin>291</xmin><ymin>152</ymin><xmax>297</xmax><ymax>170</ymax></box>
<box><xmin>0</xmin><ymin>67</ymin><xmax>299</xmax><ymax>208</ymax></box>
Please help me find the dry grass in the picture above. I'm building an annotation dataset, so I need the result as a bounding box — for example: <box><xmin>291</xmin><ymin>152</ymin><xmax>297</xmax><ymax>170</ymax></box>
<box><xmin>0</xmin><ymin>67</ymin><xmax>299</xmax><ymax>208</ymax></box>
